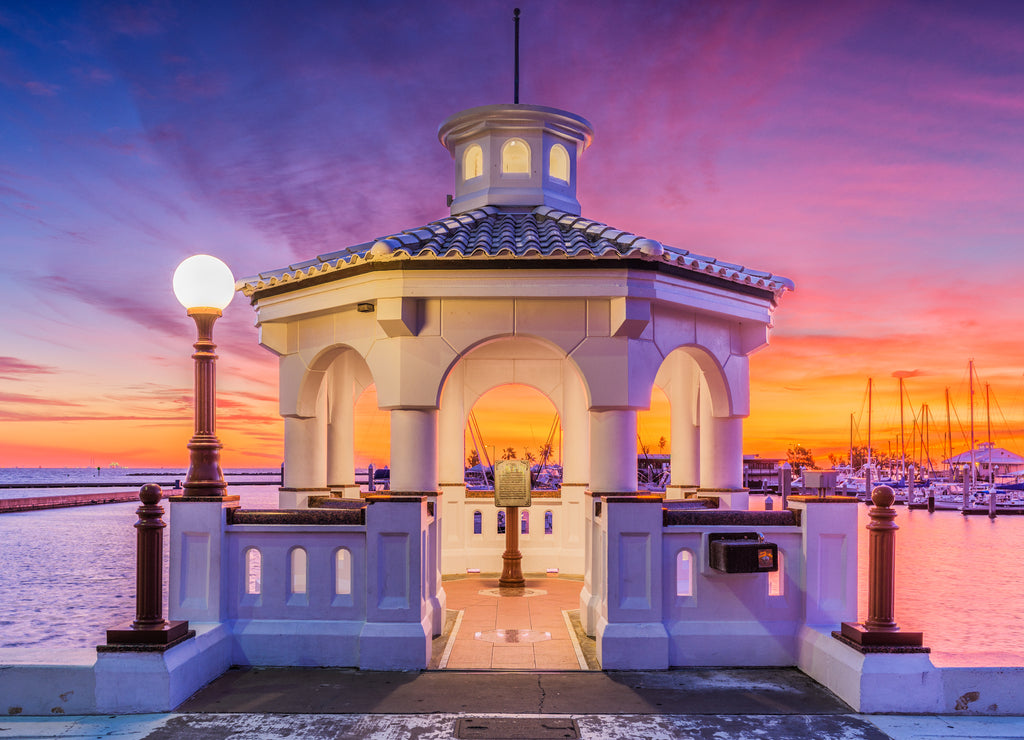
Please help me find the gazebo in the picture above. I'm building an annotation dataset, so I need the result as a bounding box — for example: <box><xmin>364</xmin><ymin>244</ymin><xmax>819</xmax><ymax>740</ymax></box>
<box><xmin>238</xmin><ymin>101</ymin><xmax>793</xmax><ymax>640</ymax></box>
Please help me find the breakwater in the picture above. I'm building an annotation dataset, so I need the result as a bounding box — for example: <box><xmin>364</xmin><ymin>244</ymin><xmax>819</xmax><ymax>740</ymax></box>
<box><xmin>0</xmin><ymin>490</ymin><xmax>160</xmax><ymax>513</ymax></box>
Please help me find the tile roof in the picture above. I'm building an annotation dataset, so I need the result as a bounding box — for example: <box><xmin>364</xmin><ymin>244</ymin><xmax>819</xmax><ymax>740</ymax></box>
<box><xmin>237</xmin><ymin>205</ymin><xmax>795</xmax><ymax>299</ymax></box>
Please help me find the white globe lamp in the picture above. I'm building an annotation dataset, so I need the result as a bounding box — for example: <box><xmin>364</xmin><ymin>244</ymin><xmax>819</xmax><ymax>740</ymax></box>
<box><xmin>172</xmin><ymin>254</ymin><xmax>235</xmax><ymax>498</ymax></box>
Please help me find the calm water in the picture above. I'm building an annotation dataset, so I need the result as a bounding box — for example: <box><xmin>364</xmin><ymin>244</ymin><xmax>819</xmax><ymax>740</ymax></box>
<box><xmin>0</xmin><ymin>475</ymin><xmax>1021</xmax><ymax>666</ymax></box>
<box><xmin>0</xmin><ymin>467</ymin><xmax>280</xmax><ymax>499</ymax></box>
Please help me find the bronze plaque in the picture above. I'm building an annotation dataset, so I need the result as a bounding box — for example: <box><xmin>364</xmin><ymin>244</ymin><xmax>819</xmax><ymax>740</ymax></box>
<box><xmin>494</xmin><ymin>459</ymin><xmax>532</xmax><ymax>507</ymax></box>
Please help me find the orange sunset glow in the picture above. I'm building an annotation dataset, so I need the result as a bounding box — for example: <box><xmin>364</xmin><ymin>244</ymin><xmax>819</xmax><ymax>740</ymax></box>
<box><xmin>3</xmin><ymin>3</ymin><xmax>1024</xmax><ymax>471</ymax></box>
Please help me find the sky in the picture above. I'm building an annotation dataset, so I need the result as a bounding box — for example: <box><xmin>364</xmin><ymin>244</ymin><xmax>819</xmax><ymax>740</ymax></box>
<box><xmin>2</xmin><ymin>0</ymin><xmax>1024</xmax><ymax>470</ymax></box>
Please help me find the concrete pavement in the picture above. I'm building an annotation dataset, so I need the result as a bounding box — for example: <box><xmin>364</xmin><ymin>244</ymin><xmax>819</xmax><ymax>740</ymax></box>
<box><xmin>3</xmin><ymin>668</ymin><xmax>1024</xmax><ymax>739</ymax></box>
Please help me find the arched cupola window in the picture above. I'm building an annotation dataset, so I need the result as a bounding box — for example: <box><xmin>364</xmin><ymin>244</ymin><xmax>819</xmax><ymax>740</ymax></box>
<box><xmin>463</xmin><ymin>144</ymin><xmax>483</xmax><ymax>180</ymax></box>
<box><xmin>549</xmin><ymin>144</ymin><xmax>570</xmax><ymax>183</ymax></box>
<box><xmin>501</xmin><ymin>138</ymin><xmax>530</xmax><ymax>174</ymax></box>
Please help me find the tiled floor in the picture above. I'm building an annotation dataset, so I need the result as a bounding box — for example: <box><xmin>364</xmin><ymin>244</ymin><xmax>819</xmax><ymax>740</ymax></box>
<box><xmin>439</xmin><ymin>576</ymin><xmax>590</xmax><ymax>670</ymax></box>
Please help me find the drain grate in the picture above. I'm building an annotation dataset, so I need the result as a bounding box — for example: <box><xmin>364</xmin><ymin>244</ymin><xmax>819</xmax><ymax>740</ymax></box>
<box><xmin>455</xmin><ymin>716</ymin><xmax>580</xmax><ymax>739</ymax></box>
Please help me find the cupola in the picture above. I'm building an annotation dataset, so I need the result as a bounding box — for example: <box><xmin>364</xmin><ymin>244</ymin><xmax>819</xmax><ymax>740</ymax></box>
<box><xmin>438</xmin><ymin>104</ymin><xmax>593</xmax><ymax>216</ymax></box>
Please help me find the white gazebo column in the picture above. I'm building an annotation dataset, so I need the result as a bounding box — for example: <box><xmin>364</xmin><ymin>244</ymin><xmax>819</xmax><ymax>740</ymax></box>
<box><xmin>698</xmin><ymin>385</ymin><xmax>747</xmax><ymax>509</ymax></box>
<box><xmin>581</xmin><ymin>406</ymin><xmax>636</xmax><ymax>636</ymax></box>
<box><xmin>560</xmin><ymin>367</ymin><xmax>588</xmax><ymax>575</ymax></box>
<box><xmin>389</xmin><ymin>408</ymin><xmax>439</xmax><ymax>492</ymax></box>
<box><xmin>589</xmin><ymin>408</ymin><xmax>638</xmax><ymax>493</ymax></box>
<box><xmin>388</xmin><ymin>406</ymin><xmax>445</xmax><ymax>635</ymax></box>
<box><xmin>666</xmin><ymin>354</ymin><xmax>699</xmax><ymax>500</ymax></box>
<box><xmin>437</xmin><ymin>372</ymin><xmax>467</xmax><ymax>574</ymax></box>
<box><xmin>327</xmin><ymin>354</ymin><xmax>359</xmax><ymax>499</ymax></box>
<box><xmin>280</xmin><ymin>411</ymin><xmax>328</xmax><ymax>509</ymax></box>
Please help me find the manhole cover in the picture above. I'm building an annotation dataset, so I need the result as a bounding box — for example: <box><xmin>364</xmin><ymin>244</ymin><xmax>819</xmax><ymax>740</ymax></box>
<box><xmin>478</xmin><ymin>588</ymin><xmax>547</xmax><ymax>598</ymax></box>
<box><xmin>456</xmin><ymin>716</ymin><xmax>580</xmax><ymax>739</ymax></box>
<box><xmin>474</xmin><ymin>628</ymin><xmax>551</xmax><ymax>644</ymax></box>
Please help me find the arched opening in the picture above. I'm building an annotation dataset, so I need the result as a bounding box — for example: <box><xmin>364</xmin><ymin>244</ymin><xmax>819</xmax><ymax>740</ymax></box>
<box><xmin>676</xmin><ymin>550</ymin><xmax>694</xmax><ymax>597</ymax></box>
<box><xmin>436</xmin><ymin>346</ymin><xmax>594</xmax><ymax>671</ymax></box>
<box><xmin>501</xmin><ymin>138</ymin><xmax>530</xmax><ymax>174</ymax></box>
<box><xmin>245</xmin><ymin>548</ymin><xmax>261</xmax><ymax>595</ymax></box>
<box><xmin>289</xmin><ymin>547</ymin><xmax>308</xmax><ymax>596</ymax></box>
<box><xmin>549</xmin><ymin>143</ymin><xmax>569</xmax><ymax>182</ymax></box>
<box><xmin>334</xmin><ymin>547</ymin><xmax>352</xmax><ymax>596</ymax></box>
<box><xmin>463</xmin><ymin>143</ymin><xmax>483</xmax><ymax>180</ymax></box>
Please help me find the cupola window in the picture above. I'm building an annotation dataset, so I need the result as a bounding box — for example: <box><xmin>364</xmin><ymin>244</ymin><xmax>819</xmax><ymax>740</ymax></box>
<box><xmin>463</xmin><ymin>144</ymin><xmax>483</xmax><ymax>180</ymax></box>
<box><xmin>501</xmin><ymin>138</ymin><xmax>530</xmax><ymax>174</ymax></box>
<box><xmin>549</xmin><ymin>144</ymin><xmax>569</xmax><ymax>183</ymax></box>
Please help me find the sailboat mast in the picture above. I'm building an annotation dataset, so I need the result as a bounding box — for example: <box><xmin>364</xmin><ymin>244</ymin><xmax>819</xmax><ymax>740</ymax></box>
<box><xmin>945</xmin><ymin>387</ymin><xmax>952</xmax><ymax>479</ymax></box>
<box><xmin>849</xmin><ymin>413</ymin><xmax>854</xmax><ymax>469</ymax></box>
<box><xmin>987</xmin><ymin>383</ymin><xmax>996</xmax><ymax>518</ymax></box>
<box><xmin>966</xmin><ymin>360</ymin><xmax>975</xmax><ymax>509</ymax></box>
<box><xmin>866</xmin><ymin>378</ymin><xmax>873</xmax><ymax>497</ymax></box>
<box><xmin>899</xmin><ymin>376</ymin><xmax>906</xmax><ymax>482</ymax></box>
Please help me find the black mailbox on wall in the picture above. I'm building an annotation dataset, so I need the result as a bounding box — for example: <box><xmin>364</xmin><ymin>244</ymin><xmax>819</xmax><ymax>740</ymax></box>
<box><xmin>708</xmin><ymin>532</ymin><xmax>778</xmax><ymax>573</ymax></box>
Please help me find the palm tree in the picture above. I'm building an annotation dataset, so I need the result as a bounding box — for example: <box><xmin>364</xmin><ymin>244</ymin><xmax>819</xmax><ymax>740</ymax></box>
<box><xmin>502</xmin><ymin>446</ymin><xmax>517</xmax><ymax>460</ymax></box>
<box><xmin>524</xmin><ymin>449</ymin><xmax>536</xmax><ymax>462</ymax></box>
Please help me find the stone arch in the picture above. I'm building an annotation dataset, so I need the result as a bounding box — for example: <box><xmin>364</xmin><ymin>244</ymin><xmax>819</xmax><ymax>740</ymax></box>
<box><xmin>279</xmin><ymin>344</ymin><xmax>377</xmax><ymax>506</ymax></box>
<box><xmin>652</xmin><ymin>346</ymin><xmax>749</xmax><ymax>500</ymax></box>
<box><xmin>291</xmin><ymin>344</ymin><xmax>373</xmax><ymax>419</ymax></box>
<box><xmin>660</xmin><ymin>345</ymin><xmax>734</xmax><ymax>418</ymax></box>
<box><xmin>437</xmin><ymin>333</ymin><xmax>590</xmax><ymax>576</ymax></box>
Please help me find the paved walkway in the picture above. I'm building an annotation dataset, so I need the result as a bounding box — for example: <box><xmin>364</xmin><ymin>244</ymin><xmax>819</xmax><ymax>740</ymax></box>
<box><xmin>437</xmin><ymin>576</ymin><xmax>589</xmax><ymax>670</ymax></box>
<box><xmin>4</xmin><ymin>669</ymin><xmax>1024</xmax><ymax>739</ymax></box>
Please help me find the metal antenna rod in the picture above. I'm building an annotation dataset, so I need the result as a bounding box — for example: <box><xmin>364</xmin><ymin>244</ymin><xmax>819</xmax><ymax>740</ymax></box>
<box><xmin>514</xmin><ymin>8</ymin><xmax>520</xmax><ymax>104</ymax></box>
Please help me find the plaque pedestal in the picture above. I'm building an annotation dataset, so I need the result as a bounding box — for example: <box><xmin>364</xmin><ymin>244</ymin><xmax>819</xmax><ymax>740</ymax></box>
<box><xmin>499</xmin><ymin>506</ymin><xmax>525</xmax><ymax>587</ymax></box>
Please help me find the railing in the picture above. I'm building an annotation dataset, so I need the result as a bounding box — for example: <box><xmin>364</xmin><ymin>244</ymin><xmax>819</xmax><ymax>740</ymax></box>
<box><xmin>588</xmin><ymin>495</ymin><xmax>858</xmax><ymax>669</ymax></box>
<box><xmin>224</xmin><ymin>510</ymin><xmax>367</xmax><ymax>622</ymax></box>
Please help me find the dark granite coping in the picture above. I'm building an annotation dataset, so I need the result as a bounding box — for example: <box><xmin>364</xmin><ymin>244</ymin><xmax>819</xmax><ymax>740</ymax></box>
<box><xmin>663</xmin><ymin>509</ymin><xmax>800</xmax><ymax>527</ymax></box>
<box><xmin>227</xmin><ymin>508</ymin><xmax>365</xmax><ymax>526</ymax></box>
<box><xmin>168</xmin><ymin>495</ymin><xmax>241</xmax><ymax>504</ymax></box>
<box><xmin>831</xmin><ymin>630</ymin><xmax>931</xmax><ymax>654</ymax></box>
<box><xmin>308</xmin><ymin>497</ymin><xmax>365</xmax><ymax>509</ymax></box>
<box><xmin>97</xmin><ymin>629</ymin><xmax>196</xmax><ymax>653</ymax></box>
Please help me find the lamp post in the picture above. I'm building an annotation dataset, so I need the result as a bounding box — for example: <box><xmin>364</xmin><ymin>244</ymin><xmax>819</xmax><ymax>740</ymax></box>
<box><xmin>173</xmin><ymin>255</ymin><xmax>235</xmax><ymax>499</ymax></box>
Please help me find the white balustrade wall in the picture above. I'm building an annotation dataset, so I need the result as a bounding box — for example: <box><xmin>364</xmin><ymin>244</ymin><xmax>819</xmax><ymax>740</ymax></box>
<box><xmin>588</xmin><ymin>497</ymin><xmax>859</xmax><ymax>670</ymax></box>
<box><xmin>225</xmin><ymin>524</ymin><xmax>368</xmax><ymax>667</ymax></box>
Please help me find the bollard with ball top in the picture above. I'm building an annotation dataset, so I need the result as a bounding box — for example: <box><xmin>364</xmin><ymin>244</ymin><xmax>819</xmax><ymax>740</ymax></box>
<box><xmin>837</xmin><ymin>485</ymin><xmax>925</xmax><ymax>649</ymax></box>
<box><xmin>101</xmin><ymin>484</ymin><xmax>193</xmax><ymax>649</ymax></box>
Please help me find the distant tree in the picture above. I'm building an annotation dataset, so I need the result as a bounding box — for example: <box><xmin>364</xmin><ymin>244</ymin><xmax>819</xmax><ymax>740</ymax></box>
<box><xmin>827</xmin><ymin>446</ymin><xmax>889</xmax><ymax>471</ymax></box>
<box><xmin>467</xmin><ymin>449</ymin><xmax>480</xmax><ymax>468</ymax></box>
<box><xmin>538</xmin><ymin>443</ymin><xmax>553</xmax><ymax>463</ymax></box>
<box><xmin>787</xmin><ymin>444</ymin><xmax>815</xmax><ymax>474</ymax></box>
<box><xmin>658</xmin><ymin>436</ymin><xmax>667</xmax><ymax>454</ymax></box>
<box><xmin>502</xmin><ymin>446</ymin><xmax>517</xmax><ymax>460</ymax></box>
<box><xmin>638</xmin><ymin>437</ymin><xmax>651</xmax><ymax>456</ymax></box>
<box><xmin>523</xmin><ymin>449</ymin><xmax>536</xmax><ymax>463</ymax></box>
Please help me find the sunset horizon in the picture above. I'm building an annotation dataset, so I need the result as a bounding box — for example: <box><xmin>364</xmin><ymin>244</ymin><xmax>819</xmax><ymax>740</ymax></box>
<box><xmin>3</xmin><ymin>2</ymin><xmax>1024</xmax><ymax>472</ymax></box>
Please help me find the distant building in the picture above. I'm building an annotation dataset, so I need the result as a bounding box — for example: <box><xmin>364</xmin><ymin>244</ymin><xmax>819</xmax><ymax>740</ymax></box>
<box><xmin>743</xmin><ymin>454</ymin><xmax>785</xmax><ymax>491</ymax></box>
